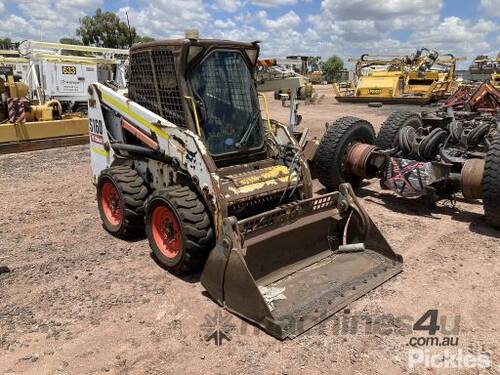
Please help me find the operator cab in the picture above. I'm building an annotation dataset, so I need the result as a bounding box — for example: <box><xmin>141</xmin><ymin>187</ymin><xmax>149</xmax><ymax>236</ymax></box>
<box><xmin>128</xmin><ymin>39</ymin><xmax>266</xmax><ymax>166</ymax></box>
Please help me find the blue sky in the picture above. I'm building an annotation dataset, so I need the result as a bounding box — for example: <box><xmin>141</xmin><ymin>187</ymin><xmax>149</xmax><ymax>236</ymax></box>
<box><xmin>0</xmin><ymin>0</ymin><xmax>498</xmax><ymax>67</ymax></box>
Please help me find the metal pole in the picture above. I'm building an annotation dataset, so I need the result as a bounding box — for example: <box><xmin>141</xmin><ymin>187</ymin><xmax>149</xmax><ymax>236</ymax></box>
<box><xmin>288</xmin><ymin>88</ymin><xmax>298</xmax><ymax>133</ymax></box>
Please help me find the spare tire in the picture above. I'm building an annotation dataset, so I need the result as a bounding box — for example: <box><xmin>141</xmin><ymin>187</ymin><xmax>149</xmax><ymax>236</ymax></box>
<box><xmin>376</xmin><ymin>111</ymin><xmax>423</xmax><ymax>150</ymax></box>
<box><xmin>482</xmin><ymin>136</ymin><xmax>500</xmax><ymax>229</ymax></box>
<box><xmin>314</xmin><ymin>116</ymin><xmax>375</xmax><ymax>191</ymax></box>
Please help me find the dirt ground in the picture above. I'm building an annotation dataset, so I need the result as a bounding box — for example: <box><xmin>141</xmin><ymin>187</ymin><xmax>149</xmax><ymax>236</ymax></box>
<box><xmin>0</xmin><ymin>86</ymin><xmax>499</xmax><ymax>374</ymax></box>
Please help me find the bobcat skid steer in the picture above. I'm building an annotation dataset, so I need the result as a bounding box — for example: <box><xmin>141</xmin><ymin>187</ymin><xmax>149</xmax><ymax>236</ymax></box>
<box><xmin>88</xmin><ymin>38</ymin><xmax>402</xmax><ymax>339</ymax></box>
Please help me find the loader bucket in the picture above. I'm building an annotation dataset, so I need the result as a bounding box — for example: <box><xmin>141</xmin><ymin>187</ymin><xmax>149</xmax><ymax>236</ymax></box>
<box><xmin>201</xmin><ymin>184</ymin><xmax>403</xmax><ymax>339</ymax></box>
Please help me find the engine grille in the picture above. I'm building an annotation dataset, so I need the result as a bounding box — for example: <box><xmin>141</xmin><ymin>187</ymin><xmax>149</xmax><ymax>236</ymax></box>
<box><xmin>238</xmin><ymin>192</ymin><xmax>340</xmax><ymax>236</ymax></box>
<box><xmin>128</xmin><ymin>48</ymin><xmax>186</xmax><ymax>126</ymax></box>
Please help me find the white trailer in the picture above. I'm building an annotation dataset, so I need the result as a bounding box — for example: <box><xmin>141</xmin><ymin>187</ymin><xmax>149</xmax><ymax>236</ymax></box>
<box><xmin>0</xmin><ymin>51</ymin><xmax>30</xmax><ymax>81</ymax></box>
<box><xmin>18</xmin><ymin>41</ymin><xmax>128</xmax><ymax>113</ymax></box>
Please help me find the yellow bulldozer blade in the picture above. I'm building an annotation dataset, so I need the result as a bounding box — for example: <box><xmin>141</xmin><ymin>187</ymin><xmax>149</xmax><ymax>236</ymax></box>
<box><xmin>335</xmin><ymin>95</ymin><xmax>432</xmax><ymax>105</ymax></box>
<box><xmin>0</xmin><ymin>117</ymin><xmax>89</xmax><ymax>154</ymax></box>
<box><xmin>201</xmin><ymin>184</ymin><xmax>403</xmax><ymax>339</ymax></box>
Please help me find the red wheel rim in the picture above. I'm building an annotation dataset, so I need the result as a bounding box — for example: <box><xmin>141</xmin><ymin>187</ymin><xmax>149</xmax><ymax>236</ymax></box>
<box><xmin>151</xmin><ymin>204</ymin><xmax>182</xmax><ymax>259</ymax></box>
<box><xmin>101</xmin><ymin>181</ymin><xmax>123</xmax><ymax>226</ymax></box>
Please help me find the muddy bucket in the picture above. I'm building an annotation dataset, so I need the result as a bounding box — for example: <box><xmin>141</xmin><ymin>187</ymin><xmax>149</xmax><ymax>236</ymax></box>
<box><xmin>201</xmin><ymin>184</ymin><xmax>402</xmax><ymax>339</ymax></box>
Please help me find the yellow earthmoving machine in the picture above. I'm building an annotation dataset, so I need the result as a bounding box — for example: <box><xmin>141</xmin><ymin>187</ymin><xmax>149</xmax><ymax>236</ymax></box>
<box><xmin>468</xmin><ymin>54</ymin><xmax>500</xmax><ymax>89</ymax></box>
<box><xmin>19</xmin><ymin>40</ymin><xmax>129</xmax><ymax>113</ymax></box>
<box><xmin>334</xmin><ymin>48</ymin><xmax>463</xmax><ymax>104</ymax></box>
<box><xmin>469</xmin><ymin>54</ymin><xmax>499</xmax><ymax>81</ymax></box>
<box><xmin>0</xmin><ymin>41</ymin><xmax>129</xmax><ymax>153</ymax></box>
<box><xmin>256</xmin><ymin>58</ymin><xmax>314</xmax><ymax>103</ymax></box>
<box><xmin>88</xmin><ymin>38</ymin><xmax>402</xmax><ymax>339</ymax></box>
<box><xmin>0</xmin><ymin>65</ymin><xmax>88</xmax><ymax>153</ymax></box>
<box><xmin>285</xmin><ymin>55</ymin><xmax>324</xmax><ymax>83</ymax></box>
<box><xmin>492</xmin><ymin>72</ymin><xmax>500</xmax><ymax>89</ymax></box>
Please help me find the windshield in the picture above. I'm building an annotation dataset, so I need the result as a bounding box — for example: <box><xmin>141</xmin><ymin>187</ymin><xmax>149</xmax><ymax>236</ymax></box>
<box><xmin>189</xmin><ymin>50</ymin><xmax>263</xmax><ymax>155</ymax></box>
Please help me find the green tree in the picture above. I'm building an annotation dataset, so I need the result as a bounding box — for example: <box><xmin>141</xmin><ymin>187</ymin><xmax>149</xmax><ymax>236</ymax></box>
<box><xmin>0</xmin><ymin>38</ymin><xmax>14</xmax><ymax>50</ymax></box>
<box><xmin>59</xmin><ymin>37</ymin><xmax>83</xmax><ymax>46</ymax></box>
<box><xmin>58</xmin><ymin>37</ymin><xmax>87</xmax><ymax>56</ymax></box>
<box><xmin>322</xmin><ymin>55</ymin><xmax>344</xmax><ymax>82</ymax></box>
<box><xmin>308</xmin><ymin>56</ymin><xmax>322</xmax><ymax>71</ymax></box>
<box><xmin>76</xmin><ymin>9</ymin><xmax>155</xmax><ymax>48</ymax></box>
<box><xmin>77</xmin><ymin>8</ymin><xmax>137</xmax><ymax>49</ymax></box>
<box><xmin>135</xmin><ymin>35</ymin><xmax>155</xmax><ymax>44</ymax></box>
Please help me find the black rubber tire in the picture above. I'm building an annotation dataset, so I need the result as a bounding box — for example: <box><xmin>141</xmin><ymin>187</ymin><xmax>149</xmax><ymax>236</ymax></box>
<box><xmin>74</xmin><ymin>105</ymin><xmax>88</xmax><ymax>115</ymax></box>
<box><xmin>145</xmin><ymin>186</ymin><xmax>214</xmax><ymax>274</ymax></box>
<box><xmin>314</xmin><ymin>116</ymin><xmax>375</xmax><ymax>191</ymax></box>
<box><xmin>482</xmin><ymin>136</ymin><xmax>500</xmax><ymax>229</ymax></box>
<box><xmin>97</xmin><ymin>165</ymin><xmax>148</xmax><ymax>238</ymax></box>
<box><xmin>376</xmin><ymin>111</ymin><xmax>423</xmax><ymax>150</ymax></box>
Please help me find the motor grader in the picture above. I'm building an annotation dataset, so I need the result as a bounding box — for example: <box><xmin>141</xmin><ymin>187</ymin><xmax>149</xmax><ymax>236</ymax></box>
<box><xmin>314</xmin><ymin>108</ymin><xmax>500</xmax><ymax>229</ymax></box>
<box><xmin>334</xmin><ymin>48</ymin><xmax>460</xmax><ymax>104</ymax></box>
<box><xmin>88</xmin><ymin>38</ymin><xmax>402</xmax><ymax>339</ymax></box>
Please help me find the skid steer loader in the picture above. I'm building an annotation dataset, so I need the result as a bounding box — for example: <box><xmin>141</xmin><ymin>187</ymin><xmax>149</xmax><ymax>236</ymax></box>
<box><xmin>88</xmin><ymin>38</ymin><xmax>402</xmax><ymax>339</ymax></box>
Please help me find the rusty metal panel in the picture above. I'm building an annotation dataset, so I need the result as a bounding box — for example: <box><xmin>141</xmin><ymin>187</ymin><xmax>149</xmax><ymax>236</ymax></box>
<box><xmin>461</xmin><ymin>158</ymin><xmax>485</xmax><ymax>199</ymax></box>
<box><xmin>302</xmin><ymin>138</ymin><xmax>319</xmax><ymax>162</ymax></box>
<box><xmin>219</xmin><ymin>164</ymin><xmax>299</xmax><ymax>204</ymax></box>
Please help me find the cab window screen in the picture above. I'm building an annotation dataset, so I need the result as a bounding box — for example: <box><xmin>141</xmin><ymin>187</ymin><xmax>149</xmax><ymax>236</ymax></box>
<box><xmin>190</xmin><ymin>51</ymin><xmax>263</xmax><ymax>155</ymax></box>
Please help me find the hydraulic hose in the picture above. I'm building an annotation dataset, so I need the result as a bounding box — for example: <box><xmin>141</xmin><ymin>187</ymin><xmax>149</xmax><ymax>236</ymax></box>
<box><xmin>110</xmin><ymin>143</ymin><xmax>172</xmax><ymax>164</ymax></box>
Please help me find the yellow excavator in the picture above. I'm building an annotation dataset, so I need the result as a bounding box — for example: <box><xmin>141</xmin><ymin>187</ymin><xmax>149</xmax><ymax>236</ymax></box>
<box><xmin>334</xmin><ymin>48</ymin><xmax>463</xmax><ymax>104</ymax></box>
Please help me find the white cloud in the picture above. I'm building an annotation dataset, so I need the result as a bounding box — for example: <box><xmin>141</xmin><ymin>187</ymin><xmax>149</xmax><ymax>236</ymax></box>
<box><xmin>333</xmin><ymin>20</ymin><xmax>387</xmax><ymax>42</ymax></box>
<box><xmin>315</xmin><ymin>0</ymin><xmax>443</xmax><ymax>36</ymax></box>
<box><xmin>321</xmin><ymin>0</ymin><xmax>442</xmax><ymax>20</ymax></box>
<box><xmin>214</xmin><ymin>19</ymin><xmax>236</xmax><ymax>28</ymax></box>
<box><xmin>258</xmin><ymin>10</ymin><xmax>301</xmax><ymax>30</ymax></box>
<box><xmin>251</xmin><ymin>0</ymin><xmax>298</xmax><ymax>7</ymax></box>
<box><xmin>117</xmin><ymin>0</ymin><xmax>209</xmax><ymax>39</ymax></box>
<box><xmin>208</xmin><ymin>24</ymin><xmax>269</xmax><ymax>44</ymax></box>
<box><xmin>214</xmin><ymin>0</ymin><xmax>242</xmax><ymax>12</ymax></box>
<box><xmin>0</xmin><ymin>2</ymin><xmax>5</xmax><ymax>14</ymax></box>
<box><xmin>408</xmin><ymin>17</ymin><xmax>498</xmax><ymax>57</ymax></box>
<box><xmin>480</xmin><ymin>0</ymin><xmax>500</xmax><ymax>17</ymax></box>
<box><xmin>0</xmin><ymin>0</ymin><xmax>101</xmax><ymax>41</ymax></box>
<box><xmin>234</xmin><ymin>11</ymin><xmax>255</xmax><ymax>24</ymax></box>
